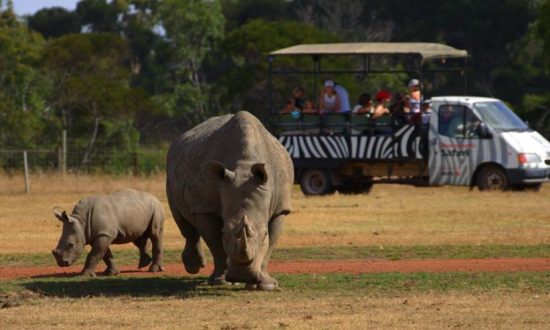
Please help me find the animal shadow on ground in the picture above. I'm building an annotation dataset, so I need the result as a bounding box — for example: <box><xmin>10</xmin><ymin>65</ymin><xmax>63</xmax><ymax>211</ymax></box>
<box><xmin>23</xmin><ymin>277</ymin><xmax>241</xmax><ymax>299</ymax></box>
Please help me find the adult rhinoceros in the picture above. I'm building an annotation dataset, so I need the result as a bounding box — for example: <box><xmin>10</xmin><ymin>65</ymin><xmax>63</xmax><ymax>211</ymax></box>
<box><xmin>166</xmin><ymin>111</ymin><xmax>293</xmax><ymax>290</ymax></box>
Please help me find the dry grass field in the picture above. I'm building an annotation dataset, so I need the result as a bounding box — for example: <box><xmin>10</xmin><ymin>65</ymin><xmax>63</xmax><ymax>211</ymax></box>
<box><xmin>0</xmin><ymin>173</ymin><xmax>549</xmax><ymax>254</ymax></box>
<box><xmin>1</xmin><ymin>291</ymin><xmax>547</xmax><ymax>329</ymax></box>
<box><xmin>1</xmin><ymin>173</ymin><xmax>549</xmax><ymax>329</ymax></box>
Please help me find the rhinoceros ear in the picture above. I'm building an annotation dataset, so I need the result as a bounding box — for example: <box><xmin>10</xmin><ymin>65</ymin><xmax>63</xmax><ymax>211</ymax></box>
<box><xmin>208</xmin><ymin>161</ymin><xmax>236</xmax><ymax>182</ymax></box>
<box><xmin>52</xmin><ymin>207</ymin><xmax>69</xmax><ymax>223</ymax></box>
<box><xmin>251</xmin><ymin>163</ymin><xmax>268</xmax><ymax>184</ymax></box>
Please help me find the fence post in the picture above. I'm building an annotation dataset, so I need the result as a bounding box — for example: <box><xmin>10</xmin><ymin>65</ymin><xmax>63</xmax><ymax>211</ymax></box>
<box><xmin>62</xmin><ymin>129</ymin><xmax>67</xmax><ymax>175</ymax></box>
<box><xmin>23</xmin><ymin>150</ymin><xmax>30</xmax><ymax>194</ymax></box>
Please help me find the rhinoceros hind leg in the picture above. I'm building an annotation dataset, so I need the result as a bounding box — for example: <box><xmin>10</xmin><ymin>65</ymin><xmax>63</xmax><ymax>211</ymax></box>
<box><xmin>134</xmin><ymin>235</ymin><xmax>153</xmax><ymax>269</ymax></box>
<box><xmin>148</xmin><ymin>264</ymin><xmax>164</xmax><ymax>272</ymax></box>
<box><xmin>103</xmin><ymin>267</ymin><xmax>120</xmax><ymax>276</ymax></box>
<box><xmin>138</xmin><ymin>253</ymin><xmax>153</xmax><ymax>269</ymax></box>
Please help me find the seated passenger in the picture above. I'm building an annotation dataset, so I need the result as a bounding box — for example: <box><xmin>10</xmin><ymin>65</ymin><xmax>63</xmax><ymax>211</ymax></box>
<box><xmin>407</xmin><ymin>78</ymin><xmax>422</xmax><ymax>114</ymax></box>
<box><xmin>390</xmin><ymin>93</ymin><xmax>411</xmax><ymax>127</ymax></box>
<box><xmin>334</xmin><ymin>82</ymin><xmax>351</xmax><ymax>114</ymax></box>
<box><xmin>421</xmin><ymin>100</ymin><xmax>432</xmax><ymax>125</ymax></box>
<box><xmin>283</xmin><ymin>86</ymin><xmax>307</xmax><ymax>118</ymax></box>
<box><xmin>319</xmin><ymin>80</ymin><xmax>341</xmax><ymax>114</ymax></box>
<box><xmin>303</xmin><ymin>100</ymin><xmax>318</xmax><ymax>114</ymax></box>
<box><xmin>372</xmin><ymin>90</ymin><xmax>392</xmax><ymax>119</ymax></box>
<box><xmin>352</xmin><ymin>93</ymin><xmax>373</xmax><ymax>114</ymax></box>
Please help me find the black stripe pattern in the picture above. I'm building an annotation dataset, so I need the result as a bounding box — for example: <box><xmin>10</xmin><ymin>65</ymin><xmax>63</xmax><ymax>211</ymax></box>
<box><xmin>278</xmin><ymin>125</ymin><xmax>423</xmax><ymax>160</ymax></box>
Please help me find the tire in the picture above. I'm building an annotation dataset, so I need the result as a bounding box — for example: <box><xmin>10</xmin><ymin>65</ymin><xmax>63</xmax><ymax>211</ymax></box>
<box><xmin>299</xmin><ymin>169</ymin><xmax>334</xmax><ymax>196</ymax></box>
<box><xmin>337</xmin><ymin>182</ymin><xmax>373</xmax><ymax>195</ymax></box>
<box><xmin>512</xmin><ymin>183</ymin><xmax>542</xmax><ymax>192</ymax></box>
<box><xmin>477</xmin><ymin>165</ymin><xmax>508</xmax><ymax>191</ymax></box>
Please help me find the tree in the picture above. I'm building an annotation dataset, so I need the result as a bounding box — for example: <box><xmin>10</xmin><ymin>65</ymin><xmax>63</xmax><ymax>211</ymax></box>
<box><xmin>221</xmin><ymin>0</ymin><xmax>291</xmax><ymax>31</ymax></box>
<box><xmin>156</xmin><ymin>0</ymin><xmax>225</xmax><ymax>125</ymax></box>
<box><xmin>27</xmin><ymin>7</ymin><xmax>81</xmax><ymax>38</ymax></box>
<box><xmin>76</xmin><ymin>0</ymin><xmax>122</xmax><ymax>33</ymax></box>
<box><xmin>216</xmin><ymin>19</ymin><xmax>338</xmax><ymax>119</ymax></box>
<box><xmin>41</xmin><ymin>33</ymin><xmax>154</xmax><ymax>169</ymax></box>
<box><xmin>0</xmin><ymin>2</ymin><xmax>52</xmax><ymax>150</ymax></box>
<box><xmin>538</xmin><ymin>0</ymin><xmax>550</xmax><ymax>68</ymax></box>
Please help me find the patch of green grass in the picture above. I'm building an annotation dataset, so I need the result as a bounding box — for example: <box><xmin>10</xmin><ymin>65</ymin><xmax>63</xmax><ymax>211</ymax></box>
<box><xmin>1</xmin><ymin>244</ymin><xmax>549</xmax><ymax>268</ymax></box>
<box><xmin>279</xmin><ymin>272</ymin><xmax>550</xmax><ymax>294</ymax></box>
<box><xmin>0</xmin><ymin>272</ymin><xmax>548</xmax><ymax>301</ymax></box>
<box><xmin>274</xmin><ymin>244</ymin><xmax>550</xmax><ymax>261</ymax></box>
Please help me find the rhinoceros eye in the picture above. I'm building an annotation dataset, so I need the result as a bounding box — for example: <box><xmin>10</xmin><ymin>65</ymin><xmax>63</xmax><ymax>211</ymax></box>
<box><xmin>67</xmin><ymin>242</ymin><xmax>74</xmax><ymax>248</ymax></box>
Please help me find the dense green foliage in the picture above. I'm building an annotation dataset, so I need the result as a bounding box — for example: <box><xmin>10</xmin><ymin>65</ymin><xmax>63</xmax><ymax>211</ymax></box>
<box><xmin>1</xmin><ymin>0</ymin><xmax>550</xmax><ymax>172</ymax></box>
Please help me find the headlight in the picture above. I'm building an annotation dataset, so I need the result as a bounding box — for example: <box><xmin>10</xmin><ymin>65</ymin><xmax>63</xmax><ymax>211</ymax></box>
<box><xmin>517</xmin><ymin>153</ymin><xmax>541</xmax><ymax>164</ymax></box>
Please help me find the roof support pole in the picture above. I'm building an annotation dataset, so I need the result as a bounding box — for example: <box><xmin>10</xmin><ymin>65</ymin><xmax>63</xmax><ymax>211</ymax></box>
<box><xmin>268</xmin><ymin>56</ymin><xmax>274</xmax><ymax>114</ymax></box>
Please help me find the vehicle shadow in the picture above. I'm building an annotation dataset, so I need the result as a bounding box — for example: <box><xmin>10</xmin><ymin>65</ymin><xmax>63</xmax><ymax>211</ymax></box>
<box><xmin>23</xmin><ymin>276</ymin><xmax>243</xmax><ymax>298</ymax></box>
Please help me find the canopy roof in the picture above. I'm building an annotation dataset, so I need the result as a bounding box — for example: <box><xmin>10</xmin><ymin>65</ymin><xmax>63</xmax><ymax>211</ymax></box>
<box><xmin>269</xmin><ymin>42</ymin><xmax>468</xmax><ymax>61</ymax></box>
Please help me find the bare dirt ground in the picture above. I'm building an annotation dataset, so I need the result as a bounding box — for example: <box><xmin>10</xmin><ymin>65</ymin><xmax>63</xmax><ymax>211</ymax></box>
<box><xmin>1</xmin><ymin>258</ymin><xmax>549</xmax><ymax>280</ymax></box>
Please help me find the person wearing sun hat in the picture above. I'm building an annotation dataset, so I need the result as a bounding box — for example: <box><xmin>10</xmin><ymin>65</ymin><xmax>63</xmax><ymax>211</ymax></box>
<box><xmin>319</xmin><ymin>79</ymin><xmax>341</xmax><ymax>114</ymax></box>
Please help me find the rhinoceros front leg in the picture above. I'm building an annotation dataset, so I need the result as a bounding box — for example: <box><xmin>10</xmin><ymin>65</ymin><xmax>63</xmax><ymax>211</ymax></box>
<box><xmin>247</xmin><ymin>214</ymin><xmax>285</xmax><ymax>291</ymax></box>
<box><xmin>82</xmin><ymin>236</ymin><xmax>111</xmax><ymax>277</ymax></box>
<box><xmin>170</xmin><ymin>206</ymin><xmax>205</xmax><ymax>274</ymax></box>
<box><xmin>102</xmin><ymin>248</ymin><xmax>120</xmax><ymax>276</ymax></box>
<box><xmin>193</xmin><ymin>214</ymin><xmax>228</xmax><ymax>286</ymax></box>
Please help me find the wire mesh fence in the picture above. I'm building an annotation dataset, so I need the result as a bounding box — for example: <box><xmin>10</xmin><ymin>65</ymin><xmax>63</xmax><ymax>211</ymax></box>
<box><xmin>0</xmin><ymin>130</ymin><xmax>174</xmax><ymax>175</ymax></box>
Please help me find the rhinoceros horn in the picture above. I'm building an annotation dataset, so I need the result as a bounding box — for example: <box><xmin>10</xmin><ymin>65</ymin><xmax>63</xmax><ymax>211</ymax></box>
<box><xmin>236</xmin><ymin>215</ymin><xmax>256</xmax><ymax>262</ymax></box>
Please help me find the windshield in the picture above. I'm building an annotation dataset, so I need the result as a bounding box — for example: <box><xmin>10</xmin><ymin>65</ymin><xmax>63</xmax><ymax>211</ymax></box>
<box><xmin>473</xmin><ymin>101</ymin><xmax>529</xmax><ymax>132</ymax></box>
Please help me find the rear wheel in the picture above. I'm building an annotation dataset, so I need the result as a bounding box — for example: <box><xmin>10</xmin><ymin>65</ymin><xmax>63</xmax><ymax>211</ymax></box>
<box><xmin>477</xmin><ymin>165</ymin><xmax>508</xmax><ymax>191</ymax></box>
<box><xmin>300</xmin><ymin>169</ymin><xmax>334</xmax><ymax>196</ymax></box>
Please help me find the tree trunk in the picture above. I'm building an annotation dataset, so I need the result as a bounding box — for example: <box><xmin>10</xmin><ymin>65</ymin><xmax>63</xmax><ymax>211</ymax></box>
<box><xmin>81</xmin><ymin>116</ymin><xmax>100</xmax><ymax>168</ymax></box>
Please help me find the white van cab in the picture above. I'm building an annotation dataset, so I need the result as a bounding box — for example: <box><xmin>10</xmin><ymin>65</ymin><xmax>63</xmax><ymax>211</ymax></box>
<box><xmin>429</xmin><ymin>96</ymin><xmax>550</xmax><ymax>190</ymax></box>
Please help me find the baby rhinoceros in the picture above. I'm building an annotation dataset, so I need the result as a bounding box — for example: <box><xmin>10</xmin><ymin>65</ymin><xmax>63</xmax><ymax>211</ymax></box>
<box><xmin>52</xmin><ymin>189</ymin><xmax>165</xmax><ymax>277</ymax></box>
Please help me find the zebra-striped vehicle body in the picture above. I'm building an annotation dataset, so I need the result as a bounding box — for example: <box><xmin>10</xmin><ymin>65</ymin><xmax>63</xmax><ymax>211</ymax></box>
<box><xmin>276</xmin><ymin>97</ymin><xmax>550</xmax><ymax>195</ymax></box>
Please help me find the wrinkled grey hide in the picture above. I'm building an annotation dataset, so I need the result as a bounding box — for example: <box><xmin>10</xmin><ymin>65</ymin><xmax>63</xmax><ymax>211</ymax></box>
<box><xmin>52</xmin><ymin>189</ymin><xmax>165</xmax><ymax>277</ymax></box>
<box><xmin>166</xmin><ymin>111</ymin><xmax>293</xmax><ymax>290</ymax></box>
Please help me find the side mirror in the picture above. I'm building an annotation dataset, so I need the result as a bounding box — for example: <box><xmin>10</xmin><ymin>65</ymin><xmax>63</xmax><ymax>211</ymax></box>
<box><xmin>478</xmin><ymin>122</ymin><xmax>492</xmax><ymax>139</ymax></box>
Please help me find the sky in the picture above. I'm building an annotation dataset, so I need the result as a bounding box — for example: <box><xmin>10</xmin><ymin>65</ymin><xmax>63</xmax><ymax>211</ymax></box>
<box><xmin>12</xmin><ymin>0</ymin><xmax>79</xmax><ymax>16</ymax></box>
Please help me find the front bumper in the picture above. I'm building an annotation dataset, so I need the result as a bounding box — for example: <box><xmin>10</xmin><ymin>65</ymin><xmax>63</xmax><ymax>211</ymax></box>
<box><xmin>507</xmin><ymin>168</ymin><xmax>550</xmax><ymax>184</ymax></box>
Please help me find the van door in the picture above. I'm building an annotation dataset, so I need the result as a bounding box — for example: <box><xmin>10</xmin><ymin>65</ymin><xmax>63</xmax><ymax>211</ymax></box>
<box><xmin>429</xmin><ymin>104</ymin><xmax>481</xmax><ymax>186</ymax></box>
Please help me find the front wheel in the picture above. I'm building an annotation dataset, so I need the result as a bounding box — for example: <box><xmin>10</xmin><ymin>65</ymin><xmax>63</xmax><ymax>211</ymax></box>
<box><xmin>477</xmin><ymin>165</ymin><xmax>508</xmax><ymax>191</ymax></box>
<box><xmin>299</xmin><ymin>169</ymin><xmax>334</xmax><ymax>196</ymax></box>
<box><xmin>337</xmin><ymin>182</ymin><xmax>373</xmax><ymax>195</ymax></box>
<box><xmin>512</xmin><ymin>183</ymin><xmax>542</xmax><ymax>192</ymax></box>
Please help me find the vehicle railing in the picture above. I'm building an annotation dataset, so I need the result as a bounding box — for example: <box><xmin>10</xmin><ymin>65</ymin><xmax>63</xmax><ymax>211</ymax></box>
<box><xmin>272</xmin><ymin>112</ymin><xmax>428</xmax><ymax>136</ymax></box>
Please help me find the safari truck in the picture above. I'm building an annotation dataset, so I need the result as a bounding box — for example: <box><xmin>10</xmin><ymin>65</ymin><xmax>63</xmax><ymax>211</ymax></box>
<box><xmin>267</xmin><ymin>43</ymin><xmax>550</xmax><ymax>195</ymax></box>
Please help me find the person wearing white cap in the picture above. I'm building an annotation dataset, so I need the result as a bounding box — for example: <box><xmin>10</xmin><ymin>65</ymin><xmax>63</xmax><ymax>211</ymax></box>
<box><xmin>408</xmin><ymin>78</ymin><xmax>422</xmax><ymax>114</ymax></box>
<box><xmin>319</xmin><ymin>79</ymin><xmax>341</xmax><ymax>114</ymax></box>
